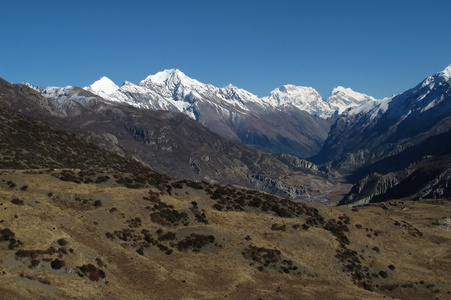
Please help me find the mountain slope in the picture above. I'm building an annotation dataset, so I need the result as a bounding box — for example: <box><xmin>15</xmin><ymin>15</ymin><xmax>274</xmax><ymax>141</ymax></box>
<box><xmin>1</xmin><ymin>169</ymin><xmax>450</xmax><ymax>299</ymax></box>
<box><xmin>338</xmin><ymin>129</ymin><xmax>451</xmax><ymax>205</ymax></box>
<box><xmin>314</xmin><ymin>65</ymin><xmax>451</xmax><ymax>169</ymax></box>
<box><xmin>0</xmin><ymin>98</ymin><xmax>153</xmax><ymax>173</ymax></box>
<box><xmin>309</xmin><ymin>65</ymin><xmax>451</xmax><ymax>205</ymax></box>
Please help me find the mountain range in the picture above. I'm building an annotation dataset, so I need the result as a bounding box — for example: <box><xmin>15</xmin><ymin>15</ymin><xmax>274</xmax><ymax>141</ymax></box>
<box><xmin>4</xmin><ymin>64</ymin><xmax>451</xmax><ymax>205</ymax></box>
<box><xmin>37</xmin><ymin>69</ymin><xmax>376</xmax><ymax>158</ymax></box>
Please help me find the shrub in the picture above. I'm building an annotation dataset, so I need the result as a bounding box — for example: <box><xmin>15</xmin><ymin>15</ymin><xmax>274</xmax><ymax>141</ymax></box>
<box><xmin>212</xmin><ymin>204</ymin><xmax>223</xmax><ymax>211</ymax></box>
<box><xmin>57</xmin><ymin>238</ymin><xmax>67</xmax><ymax>246</ymax></box>
<box><xmin>158</xmin><ymin>232</ymin><xmax>176</xmax><ymax>241</ymax></box>
<box><xmin>16</xmin><ymin>249</ymin><xmax>33</xmax><ymax>258</ymax></box>
<box><xmin>271</xmin><ymin>224</ymin><xmax>286</xmax><ymax>231</ymax></box>
<box><xmin>30</xmin><ymin>259</ymin><xmax>40</xmax><ymax>268</ymax></box>
<box><xmin>50</xmin><ymin>259</ymin><xmax>65</xmax><ymax>270</ymax></box>
<box><xmin>11</xmin><ymin>198</ymin><xmax>24</xmax><ymax>205</ymax></box>
<box><xmin>176</xmin><ymin>234</ymin><xmax>215</xmax><ymax>252</ymax></box>
<box><xmin>78</xmin><ymin>263</ymin><xmax>106</xmax><ymax>281</ymax></box>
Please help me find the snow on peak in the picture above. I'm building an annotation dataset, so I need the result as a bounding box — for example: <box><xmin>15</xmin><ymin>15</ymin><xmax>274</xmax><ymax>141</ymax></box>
<box><xmin>21</xmin><ymin>82</ymin><xmax>43</xmax><ymax>93</ymax></box>
<box><xmin>263</xmin><ymin>84</ymin><xmax>333</xmax><ymax>117</ymax></box>
<box><xmin>85</xmin><ymin>76</ymin><xmax>119</xmax><ymax>95</ymax></box>
<box><xmin>140</xmin><ymin>68</ymin><xmax>202</xmax><ymax>89</ymax></box>
<box><xmin>267</xmin><ymin>84</ymin><xmax>321</xmax><ymax>105</ymax></box>
<box><xmin>438</xmin><ymin>64</ymin><xmax>451</xmax><ymax>80</ymax></box>
<box><xmin>420</xmin><ymin>64</ymin><xmax>451</xmax><ymax>89</ymax></box>
<box><xmin>327</xmin><ymin>86</ymin><xmax>376</xmax><ymax>114</ymax></box>
<box><xmin>122</xmin><ymin>81</ymin><xmax>135</xmax><ymax>86</ymax></box>
<box><xmin>218</xmin><ymin>84</ymin><xmax>261</xmax><ymax>105</ymax></box>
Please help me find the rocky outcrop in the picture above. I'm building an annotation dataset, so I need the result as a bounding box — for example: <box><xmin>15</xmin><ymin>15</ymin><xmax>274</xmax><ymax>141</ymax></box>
<box><xmin>278</xmin><ymin>154</ymin><xmax>318</xmax><ymax>171</ymax></box>
<box><xmin>339</xmin><ymin>172</ymin><xmax>402</xmax><ymax>205</ymax></box>
<box><xmin>248</xmin><ymin>174</ymin><xmax>308</xmax><ymax>199</ymax></box>
<box><xmin>435</xmin><ymin>217</ymin><xmax>451</xmax><ymax>231</ymax></box>
<box><xmin>339</xmin><ymin>154</ymin><xmax>451</xmax><ymax>206</ymax></box>
<box><xmin>416</xmin><ymin>168</ymin><xmax>451</xmax><ymax>199</ymax></box>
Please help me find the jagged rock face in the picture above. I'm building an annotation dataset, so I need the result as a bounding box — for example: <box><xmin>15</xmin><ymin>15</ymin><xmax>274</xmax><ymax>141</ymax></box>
<box><xmin>417</xmin><ymin>168</ymin><xmax>451</xmax><ymax>199</ymax></box>
<box><xmin>278</xmin><ymin>154</ymin><xmax>318</xmax><ymax>171</ymax></box>
<box><xmin>339</xmin><ymin>173</ymin><xmax>403</xmax><ymax>205</ymax></box>
<box><xmin>435</xmin><ymin>216</ymin><xmax>451</xmax><ymax>231</ymax></box>
<box><xmin>337</xmin><ymin>128</ymin><xmax>451</xmax><ymax>205</ymax></box>
<box><xmin>248</xmin><ymin>174</ymin><xmax>308</xmax><ymax>199</ymax></box>
<box><xmin>339</xmin><ymin>153</ymin><xmax>451</xmax><ymax>206</ymax></box>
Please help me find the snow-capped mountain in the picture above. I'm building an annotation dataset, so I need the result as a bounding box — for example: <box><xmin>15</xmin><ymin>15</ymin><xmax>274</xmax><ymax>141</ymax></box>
<box><xmin>28</xmin><ymin>68</ymin><xmax>378</xmax><ymax>158</ymax></box>
<box><xmin>315</xmin><ymin>64</ymin><xmax>451</xmax><ymax>167</ymax></box>
<box><xmin>262</xmin><ymin>85</ymin><xmax>333</xmax><ymax>118</ymax></box>
<box><xmin>73</xmin><ymin>69</ymin><xmax>338</xmax><ymax>157</ymax></box>
<box><xmin>84</xmin><ymin>76</ymin><xmax>120</xmax><ymax>100</ymax></box>
<box><xmin>83</xmin><ymin>69</ymin><xmax>377</xmax><ymax>120</ymax></box>
<box><xmin>21</xmin><ymin>82</ymin><xmax>44</xmax><ymax>93</ymax></box>
<box><xmin>326</xmin><ymin>86</ymin><xmax>377</xmax><ymax>115</ymax></box>
<box><xmin>84</xmin><ymin>69</ymin><xmax>271</xmax><ymax>120</ymax></box>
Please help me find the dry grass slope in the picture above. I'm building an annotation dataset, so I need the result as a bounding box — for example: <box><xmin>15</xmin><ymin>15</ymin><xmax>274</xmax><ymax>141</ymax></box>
<box><xmin>0</xmin><ymin>170</ymin><xmax>450</xmax><ymax>299</ymax></box>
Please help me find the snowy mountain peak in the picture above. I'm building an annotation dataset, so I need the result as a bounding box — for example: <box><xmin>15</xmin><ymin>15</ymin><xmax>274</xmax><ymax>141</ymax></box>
<box><xmin>122</xmin><ymin>81</ymin><xmax>133</xmax><ymax>86</ymax></box>
<box><xmin>331</xmin><ymin>86</ymin><xmax>351</xmax><ymax>95</ymax></box>
<box><xmin>218</xmin><ymin>84</ymin><xmax>261</xmax><ymax>104</ymax></box>
<box><xmin>438</xmin><ymin>64</ymin><xmax>451</xmax><ymax>81</ymax></box>
<box><xmin>140</xmin><ymin>68</ymin><xmax>202</xmax><ymax>90</ymax></box>
<box><xmin>420</xmin><ymin>64</ymin><xmax>451</xmax><ymax>89</ymax></box>
<box><xmin>21</xmin><ymin>82</ymin><xmax>44</xmax><ymax>93</ymax></box>
<box><xmin>81</xmin><ymin>68</ymin><xmax>383</xmax><ymax>119</ymax></box>
<box><xmin>262</xmin><ymin>85</ymin><xmax>333</xmax><ymax>117</ymax></box>
<box><xmin>327</xmin><ymin>86</ymin><xmax>376</xmax><ymax>114</ymax></box>
<box><xmin>85</xmin><ymin>76</ymin><xmax>119</xmax><ymax>95</ymax></box>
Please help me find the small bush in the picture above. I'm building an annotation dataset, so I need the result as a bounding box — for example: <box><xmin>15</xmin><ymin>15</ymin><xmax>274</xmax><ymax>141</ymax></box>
<box><xmin>11</xmin><ymin>198</ymin><xmax>24</xmax><ymax>205</ymax></box>
<box><xmin>271</xmin><ymin>224</ymin><xmax>286</xmax><ymax>231</ymax></box>
<box><xmin>51</xmin><ymin>259</ymin><xmax>65</xmax><ymax>270</ymax></box>
<box><xmin>56</xmin><ymin>238</ymin><xmax>67</xmax><ymax>246</ymax></box>
<box><xmin>30</xmin><ymin>259</ymin><xmax>40</xmax><ymax>268</ymax></box>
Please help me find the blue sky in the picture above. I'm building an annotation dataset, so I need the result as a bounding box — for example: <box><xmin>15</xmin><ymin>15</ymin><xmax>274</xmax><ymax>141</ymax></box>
<box><xmin>1</xmin><ymin>0</ymin><xmax>450</xmax><ymax>98</ymax></box>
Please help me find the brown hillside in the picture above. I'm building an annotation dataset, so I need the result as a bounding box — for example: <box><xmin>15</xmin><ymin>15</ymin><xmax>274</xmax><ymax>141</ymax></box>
<box><xmin>0</xmin><ymin>169</ymin><xmax>450</xmax><ymax>299</ymax></box>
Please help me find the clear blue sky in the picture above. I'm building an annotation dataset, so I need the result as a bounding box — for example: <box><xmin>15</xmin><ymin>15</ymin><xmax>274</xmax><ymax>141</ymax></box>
<box><xmin>1</xmin><ymin>0</ymin><xmax>450</xmax><ymax>99</ymax></box>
